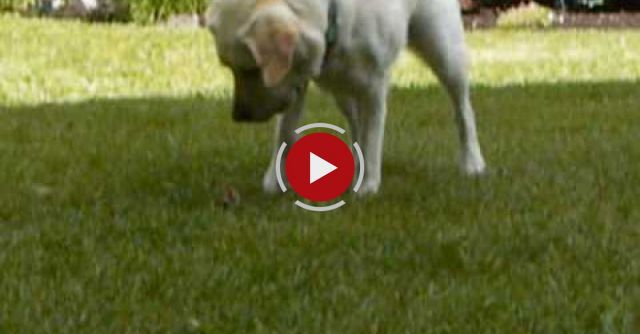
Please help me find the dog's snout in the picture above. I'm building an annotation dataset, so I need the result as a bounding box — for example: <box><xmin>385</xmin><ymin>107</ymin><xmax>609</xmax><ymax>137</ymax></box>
<box><xmin>233</xmin><ymin>100</ymin><xmax>254</xmax><ymax>122</ymax></box>
<box><xmin>233</xmin><ymin>104</ymin><xmax>271</xmax><ymax>122</ymax></box>
<box><xmin>233</xmin><ymin>110</ymin><xmax>253</xmax><ymax>122</ymax></box>
<box><xmin>233</xmin><ymin>113</ymin><xmax>251</xmax><ymax>122</ymax></box>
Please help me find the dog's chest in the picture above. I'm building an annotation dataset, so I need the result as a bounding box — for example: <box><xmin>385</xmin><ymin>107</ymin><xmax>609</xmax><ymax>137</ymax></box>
<box><xmin>313</xmin><ymin>38</ymin><xmax>399</xmax><ymax>95</ymax></box>
<box><xmin>314</xmin><ymin>53</ymin><xmax>375</xmax><ymax>92</ymax></box>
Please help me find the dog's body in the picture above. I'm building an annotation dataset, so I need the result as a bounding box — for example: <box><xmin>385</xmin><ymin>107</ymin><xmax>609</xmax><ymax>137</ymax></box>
<box><xmin>207</xmin><ymin>0</ymin><xmax>486</xmax><ymax>194</ymax></box>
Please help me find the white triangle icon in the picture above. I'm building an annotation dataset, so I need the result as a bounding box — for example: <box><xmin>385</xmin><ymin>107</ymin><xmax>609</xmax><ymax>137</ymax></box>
<box><xmin>309</xmin><ymin>152</ymin><xmax>338</xmax><ymax>184</ymax></box>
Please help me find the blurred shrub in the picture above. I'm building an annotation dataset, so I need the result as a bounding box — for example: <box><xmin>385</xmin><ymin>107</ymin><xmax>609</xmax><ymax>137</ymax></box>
<box><xmin>575</xmin><ymin>0</ymin><xmax>605</xmax><ymax>8</ymax></box>
<box><xmin>497</xmin><ymin>3</ymin><xmax>553</xmax><ymax>28</ymax></box>
<box><xmin>475</xmin><ymin>0</ymin><xmax>529</xmax><ymax>9</ymax></box>
<box><xmin>127</xmin><ymin>0</ymin><xmax>208</xmax><ymax>23</ymax></box>
<box><xmin>470</xmin><ymin>0</ymin><xmax>638</xmax><ymax>11</ymax></box>
<box><xmin>0</xmin><ymin>0</ymin><xmax>209</xmax><ymax>22</ymax></box>
<box><xmin>0</xmin><ymin>0</ymin><xmax>31</xmax><ymax>11</ymax></box>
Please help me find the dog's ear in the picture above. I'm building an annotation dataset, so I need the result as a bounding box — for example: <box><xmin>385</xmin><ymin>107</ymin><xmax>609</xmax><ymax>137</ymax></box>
<box><xmin>242</xmin><ymin>19</ymin><xmax>299</xmax><ymax>87</ymax></box>
<box><xmin>204</xmin><ymin>4</ymin><xmax>220</xmax><ymax>31</ymax></box>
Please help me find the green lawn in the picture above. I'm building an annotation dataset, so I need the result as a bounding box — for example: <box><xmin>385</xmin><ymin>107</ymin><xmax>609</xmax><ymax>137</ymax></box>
<box><xmin>1</xmin><ymin>15</ymin><xmax>640</xmax><ymax>333</ymax></box>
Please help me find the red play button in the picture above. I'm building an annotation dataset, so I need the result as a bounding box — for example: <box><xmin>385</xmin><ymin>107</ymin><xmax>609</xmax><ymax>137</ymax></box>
<box><xmin>285</xmin><ymin>133</ymin><xmax>355</xmax><ymax>202</ymax></box>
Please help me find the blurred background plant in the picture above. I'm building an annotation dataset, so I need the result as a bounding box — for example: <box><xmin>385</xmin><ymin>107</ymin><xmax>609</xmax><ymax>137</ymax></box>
<box><xmin>497</xmin><ymin>2</ymin><xmax>553</xmax><ymax>28</ymax></box>
<box><xmin>469</xmin><ymin>0</ymin><xmax>639</xmax><ymax>11</ymax></box>
<box><xmin>0</xmin><ymin>0</ymin><xmax>31</xmax><ymax>12</ymax></box>
<box><xmin>128</xmin><ymin>0</ymin><xmax>207</xmax><ymax>24</ymax></box>
<box><xmin>1</xmin><ymin>0</ymin><xmax>638</xmax><ymax>24</ymax></box>
<box><xmin>0</xmin><ymin>0</ymin><xmax>207</xmax><ymax>23</ymax></box>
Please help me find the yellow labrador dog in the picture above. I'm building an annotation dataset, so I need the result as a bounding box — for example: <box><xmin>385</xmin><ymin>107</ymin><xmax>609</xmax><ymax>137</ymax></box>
<box><xmin>207</xmin><ymin>0</ymin><xmax>487</xmax><ymax>194</ymax></box>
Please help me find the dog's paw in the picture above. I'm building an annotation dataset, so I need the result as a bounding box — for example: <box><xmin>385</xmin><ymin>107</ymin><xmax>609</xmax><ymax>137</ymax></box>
<box><xmin>461</xmin><ymin>155</ymin><xmax>487</xmax><ymax>176</ymax></box>
<box><xmin>262</xmin><ymin>173</ymin><xmax>281</xmax><ymax>195</ymax></box>
<box><xmin>355</xmin><ymin>180</ymin><xmax>381</xmax><ymax>196</ymax></box>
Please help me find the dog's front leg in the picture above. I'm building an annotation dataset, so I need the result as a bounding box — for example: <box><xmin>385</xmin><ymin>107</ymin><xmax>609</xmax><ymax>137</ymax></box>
<box><xmin>262</xmin><ymin>85</ymin><xmax>307</xmax><ymax>194</ymax></box>
<box><xmin>356</xmin><ymin>77</ymin><xmax>390</xmax><ymax>195</ymax></box>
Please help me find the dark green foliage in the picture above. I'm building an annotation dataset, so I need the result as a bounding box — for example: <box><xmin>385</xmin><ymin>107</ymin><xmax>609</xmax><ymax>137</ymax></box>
<box><xmin>478</xmin><ymin>0</ymin><xmax>636</xmax><ymax>11</ymax></box>
<box><xmin>0</xmin><ymin>0</ymin><xmax>30</xmax><ymax>11</ymax></box>
<box><xmin>127</xmin><ymin>0</ymin><xmax>208</xmax><ymax>24</ymax></box>
<box><xmin>479</xmin><ymin>0</ymin><xmax>528</xmax><ymax>9</ymax></box>
<box><xmin>565</xmin><ymin>0</ymin><xmax>640</xmax><ymax>11</ymax></box>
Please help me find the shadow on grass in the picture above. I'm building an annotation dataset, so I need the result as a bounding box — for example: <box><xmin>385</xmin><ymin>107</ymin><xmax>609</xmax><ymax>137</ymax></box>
<box><xmin>1</xmin><ymin>82</ymin><xmax>639</xmax><ymax>334</ymax></box>
<box><xmin>0</xmin><ymin>80</ymin><xmax>639</xmax><ymax>218</ymax></box>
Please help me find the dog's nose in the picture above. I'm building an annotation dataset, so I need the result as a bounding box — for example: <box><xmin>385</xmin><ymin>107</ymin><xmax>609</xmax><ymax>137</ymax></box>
<box><xmin>232</xmin><ymin>101</ymin><xmax>254</xmax><ymax>122</ymax></box>
<box><xmin>233</xmin><ymin>110</ymin><xmax>252</xmax><ymax>122</ymax></box>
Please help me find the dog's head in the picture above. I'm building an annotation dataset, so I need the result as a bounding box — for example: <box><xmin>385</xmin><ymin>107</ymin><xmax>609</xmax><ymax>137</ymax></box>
<box><xmin>207</xmin><ymin>0</ymin><xmax>325</xmax><ymax>122</ymax></box>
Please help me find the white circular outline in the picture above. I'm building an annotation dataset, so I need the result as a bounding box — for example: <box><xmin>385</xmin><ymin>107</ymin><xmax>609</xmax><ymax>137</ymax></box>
<box><xmin>352</xmin><ymin>143</ymin><xmax>365</xmax><ymax>193</ymax></box>
<box><xmin>295</xmin><ymin>123</ymin><xmax>346</xmax><ymax>135</ymax></box>
<box><xmin>275</xmin><ymin>123</ymin><xmax>366</xmax><ymax>212</ymax></box>
<box><xmin>275</xmin><ymin>142</ymin><xmax>288</xmax><ymax>193</ymax></box>
<box><xmin>295</xmin><ymin>200</ymin><xmax>346</xmax><ymax>212</ymax></box>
